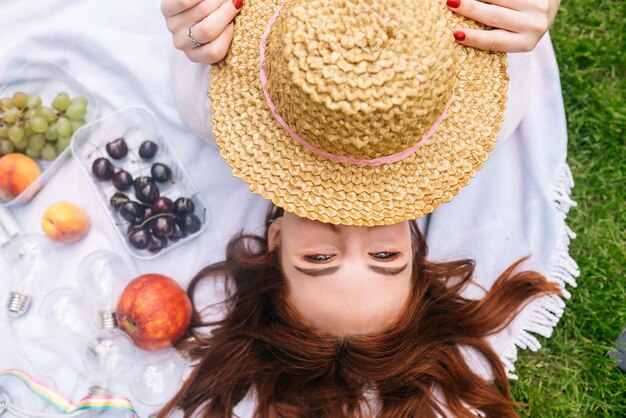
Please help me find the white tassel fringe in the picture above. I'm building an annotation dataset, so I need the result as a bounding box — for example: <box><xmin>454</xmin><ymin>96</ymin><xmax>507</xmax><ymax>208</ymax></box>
<box><xmin>503</xmin><ymin>163</ymin><xmax>580</xmax><ymax>379</ymax></box>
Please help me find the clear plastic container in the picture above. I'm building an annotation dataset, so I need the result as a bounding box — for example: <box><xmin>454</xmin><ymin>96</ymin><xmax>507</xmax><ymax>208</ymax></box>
<box><xmin>71</xmin><ymin>105</ymin><xmax>209</xmax><ymax>259</ymax></box>
<box><xmin>0</xmin><ymin>60</ymin><xmax>99</xmax><ymax>207</ymax></box>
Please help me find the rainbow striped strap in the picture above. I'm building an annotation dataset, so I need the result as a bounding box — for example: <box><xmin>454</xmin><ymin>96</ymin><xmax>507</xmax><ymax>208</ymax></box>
<box><xmin>0</xmin><ymin>368</ymin><xmax>156</xmax><ymax>417</ymax></box>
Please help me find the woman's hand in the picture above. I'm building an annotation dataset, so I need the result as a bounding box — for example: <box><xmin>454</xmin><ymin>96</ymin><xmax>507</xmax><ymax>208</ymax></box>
<box><xmin>161</xmin><ymin>0</ymin><xmax>243</xmax><ymax>64</ymax></box>
<box><xmin>446</xmin><ymin>0</ymin><xmax>560</xmax><ymax>52</ymax></box>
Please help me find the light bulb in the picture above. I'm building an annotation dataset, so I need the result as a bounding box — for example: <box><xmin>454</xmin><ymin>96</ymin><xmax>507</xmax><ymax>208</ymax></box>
<box><xmin>77</xmin><ymin>250</ymin><xmax>129</xmax><ymax>330</ymax></box>
<box><xmin>129</xmin><ymin>348</ymin><xmax>188</xmax><ymax>406</ymax></box>
<box><xmin>39</xmin><ymin>287</ymin><xmax>135</xmax><ymax>395</ymax></box>
<box><xmin>5</xmin><ymin>234</ymin><xmax>56</xmax><ymax>317</ymax></box>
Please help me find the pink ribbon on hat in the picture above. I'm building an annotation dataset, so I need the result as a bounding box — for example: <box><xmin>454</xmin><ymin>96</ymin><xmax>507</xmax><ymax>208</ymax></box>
<box><xmin>259</xmin><ymin>0</ymin><xmax>454</xmax><ymax>167</ymax></box>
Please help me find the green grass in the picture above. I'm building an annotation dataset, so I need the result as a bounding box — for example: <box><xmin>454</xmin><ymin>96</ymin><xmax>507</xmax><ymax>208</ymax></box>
<box><xmin>511</xmin><ymin>1</ymin><xmax>626</xmax><ymax>416</ymax></box>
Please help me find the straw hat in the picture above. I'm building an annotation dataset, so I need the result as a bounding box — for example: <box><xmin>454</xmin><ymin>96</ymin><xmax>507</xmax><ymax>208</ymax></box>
<box><xmin>210</xmin><ymin>0</ymin><xmax>508</xmax><ymax>226</ymax></box>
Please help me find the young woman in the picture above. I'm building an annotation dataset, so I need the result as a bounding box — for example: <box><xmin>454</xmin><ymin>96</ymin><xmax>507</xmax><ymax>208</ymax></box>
<box><xmin>157</xmin><ymin>0</ymin><xmax>577</xmax><ymax>416</ymax></box>
<box><xmin>159</xmin><ymin>206</ymin><xmax>560</xmax><ymax>417</ymax></box>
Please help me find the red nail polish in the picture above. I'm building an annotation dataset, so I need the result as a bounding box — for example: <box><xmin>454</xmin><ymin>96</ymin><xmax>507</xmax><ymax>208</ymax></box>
<box><xmin>453</xmin><ymin>31</ymin><xmax>466</xmax><ymax>41</ymax></box>
<box><xmin>446</xmin><ymin>0</ymin><xmax>460</xmax><ymax>8</ymax></box>
<box><xmin>232</xmin><ymin>0</ymin><xmax>243</xmax><ymax>9</ymax></box>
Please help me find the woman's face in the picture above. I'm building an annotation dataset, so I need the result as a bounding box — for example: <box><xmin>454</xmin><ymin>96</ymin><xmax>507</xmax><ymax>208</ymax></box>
<box><xmin>268</xmin><ymin>212</ymin><xmax>413</xmax><ymax>337</ymax></box>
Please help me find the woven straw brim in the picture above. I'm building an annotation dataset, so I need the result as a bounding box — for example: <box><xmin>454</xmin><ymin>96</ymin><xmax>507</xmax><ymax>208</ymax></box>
<box><xmin>210</xmin><ymin>0</ymin><xmax>508</xmax><ymax>226</ymax></box>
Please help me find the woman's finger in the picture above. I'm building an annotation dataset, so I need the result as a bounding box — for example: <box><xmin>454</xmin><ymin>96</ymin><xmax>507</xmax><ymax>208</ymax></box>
<box><xmin>161</xmin><ymin>0</ymin><xmax>204</xmax><ymax>18</ymax></box>
<box><xmin>166</xmin><ymin>0</ymin><xmax>228</xmax><ymax>33</ymax></box>
<box><xmin>187</xmin><ymin>0</ymin><xmax>242</xmax><ymax>45</ymax></box>
<box><xmin>185</xmin><ymin>22</ymin><xmax>234</xmax><ymax>64</ymax></box>
<box><xmin>452</xmin><ymin>28</ymin><xmax>535</xmax><ymax>53</ymax></box>
<box><xmin>446</xmin><ymin>0</ymin><xmax>528</xmax><ymax>33</ymax></box>
<box><xmin>472</xmin><ymin>0</ymin><xmax>529</xmax><ymax>12</ymax></box>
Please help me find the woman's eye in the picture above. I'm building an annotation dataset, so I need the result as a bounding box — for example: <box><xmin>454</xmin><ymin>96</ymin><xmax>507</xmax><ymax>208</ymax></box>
<box><xmin>303</xmin><ymin>254</ymin><xmax>334</xmax><ymax>263</ymax></box>
<box><xmin>370</xmin><ymin>252</ymin><xmax>401</xmax><ymax>261</ymax></box>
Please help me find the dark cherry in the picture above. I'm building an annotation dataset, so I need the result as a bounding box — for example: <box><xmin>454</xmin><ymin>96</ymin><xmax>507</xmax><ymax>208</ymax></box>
<box><xmin>152</xmin><ymin>196</ymin><xmax>174</xmax><ymax>213</ymax></box>
<box><xmin>119</xmin><ymin>201</ymin><xmax>145</xmax><ymax>224</ymax></box>
<box><xmin>135</xmin><ymin>181</ymin><xmax>160</xmax><ymax>204</ymax></box>
<box><xmin>151</xmin><ymin>163</ymin><xmax>172</xmax><ymax>183</ymax></box>
<box><xmin>169</xmin><ymin>222</ymin><xmax>187</xmax><ymax>242</ymax></box>
<box><xmin>142</xmin><ymin>206</ymin><xmax>155</xmax><ymax>221</ymax></box>
<box><xmin>173</xmin><ymin>197</ymin><xmax>194</xmax><ymax>216</ymax></box>
<box><xmin>148</xmin><ymin>235</ymin><xmax>168</xmax><ymax>253</ymax></box>
<box><xmin>105</xmin><ymin>137</ymin><xmax>128</xmax><ymax>160</ymax></box>
<box><xmin>127</xmin><ymin>226</ymin><xmax>152</xmax><ymax>250</ymax></box>
<box><xmin>133</xmin><ymin>176</ymin><xmax>153</xmax><ymax>189</ymax></box>
<box><xmin>112</xmin><ymin>170</ymin><xmax>133</xmax><ymax>191</ymax></box>
<box><xmin>138</xmin><ymin>140</ymin><xmax>158</xmax><ymax>160</ymax></box>
<box><xmin>109</xmin><ymin>192</ymin><xmax>130</xmax><ymax>211</ymax></box>
<box><xmin>179</xmin><ymin>213</ymin><xmax>202</xmax><ymax>234</ymax></box>
<box><xmin>91</xmin><ymin>157</ymin><xmax>114</xmax><ymax>181</ymax></box>
<box><xmin>150</xmin><ymin>215</ymin><xmax>174</xmax><ymax>238</ymax></box>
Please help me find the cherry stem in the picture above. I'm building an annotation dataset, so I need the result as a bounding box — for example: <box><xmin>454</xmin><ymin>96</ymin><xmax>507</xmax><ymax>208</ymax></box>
<box><xmin>138</xmin><ymin>212</ymin><xmax>176</xmax><ymax>228</ymax></box>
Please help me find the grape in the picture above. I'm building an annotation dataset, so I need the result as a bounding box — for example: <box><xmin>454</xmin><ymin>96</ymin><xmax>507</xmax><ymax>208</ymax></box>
<box><xmin>0</xmin><ymin>123</ymin><xmax>8</xmax><ymax>139</ymax></box>
<box><xmin>0</xmin><ymin>98</ymin><xmax>14</xmax><ymax>111</ymax></box>
<box><xmin>65</xmin><ymin>102</ymin><xmax>86</xmax><ymax>120</ymax></box>
<box><xmin>56</xmin><ymin>117</ymin><xmax>72</xmax><ymax>137</ymax></box>
<box><xmin>56</xmin><ymin>135</ymin><xmax>71</xmax><ymax>153</ymax></box>
<box><xmin>13</xmin><ymin>136</ymin><xmax>29</xmax><ymax>151</ymax></box>
<box><xmin>12</xmin><ymin>92</ymin><xmax>28</xmax><ymax>109</ymax></box>
<box><xmin>29</xmin><ymin>134</ymin><xmax>46</xmax><ymax>151</ymax></box>
<box><xmin>27</xmin><ymin>94</ymin><xmax>42</xmax><ymax>109</ymax></box>
<box><xmin>39</xmin><ymin>107</ymin><xmax>57</xmax><ymax>122</ymax></box>
<box><xmin>25</xmin><ymin>147</ymin><xmax>41</xmax><ymax>159</ymax></box>
<box><xmin>70</xmin><ymin>120</ymin><xmax>84</xmax><ymax>132</ymax></box>
<box><xmin>7</xmin><ymin>125</ymin><xmax>24</xmax><ymax>143</ymax></box>
<box><xmin>45</xmin><ymin>123</ymin><xmax>59</xmax><ymax>141</ymax></box>
<box><xmin>24</xmin><ymin>126</ymin><xmax>34</xmax><ymax>139</ymax></box>
<box><xmin>24</xmin><ymin>108</ymin><xmax>38</xmax><ymax>120</ymax></box>
<box><xmin>0</xmin><ymin>139</ymin><xmax>15</xmax><ymax>155</ymax></box>
<box><xmin>30</xmin><ymin>116</ymin><xmax>48</xmax><ymax>133</ymax></box>
<box><xmin>52</xmin><ymin>92</ymin><xmax>71</xmax><ymax>111</ymax></box>
<box><xmin>41</xmin><ymin>144</ymin><xmax>58</xmax><ymax>161</ymax></box>
<box><xmin>2</xmin><ymin>108</ymin><xmax>20</xmax><ymax>124</ymax></box>
<box><xmin>72</xmin><ymin>96</ymin><xmax>88</xmax><ymax>106</ymax></box>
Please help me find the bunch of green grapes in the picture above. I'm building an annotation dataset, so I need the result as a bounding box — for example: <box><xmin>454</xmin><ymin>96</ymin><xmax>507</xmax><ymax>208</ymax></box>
<box><xmin>0</xmin><ymin>91</ymin><xmax>88</xmax><ymax>160</ymax></box>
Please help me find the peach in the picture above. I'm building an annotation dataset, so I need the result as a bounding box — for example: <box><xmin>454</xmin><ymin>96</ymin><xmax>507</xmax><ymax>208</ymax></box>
<box><xmin>41</xmin><ymin>202</ymin><xmax>90</xmax><ymax>244</ymax></box>
<box><xmin>0</xmin><ymin>153</ymin><xmax>41</xmax><ymax>201</ymax></box>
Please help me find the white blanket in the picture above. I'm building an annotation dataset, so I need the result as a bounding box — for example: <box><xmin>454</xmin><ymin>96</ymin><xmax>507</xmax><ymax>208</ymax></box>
<box><xmin>0</xmin><ymin>1</ymin><xmax>577</xmax><ymax>417</ymax></box>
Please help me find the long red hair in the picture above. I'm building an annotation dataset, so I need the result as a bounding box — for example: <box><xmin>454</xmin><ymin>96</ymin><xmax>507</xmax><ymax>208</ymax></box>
<box><xmin>160</xmin><ymin>207</ymin><xmax>560</xmax><ymax>417</ymax></box>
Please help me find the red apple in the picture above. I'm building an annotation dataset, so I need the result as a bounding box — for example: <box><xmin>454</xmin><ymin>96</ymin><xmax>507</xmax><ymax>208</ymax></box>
<box><xmin>116</xmin><ymin>273</ymin><xmax>192</xmax><ymax>351</ymax></box>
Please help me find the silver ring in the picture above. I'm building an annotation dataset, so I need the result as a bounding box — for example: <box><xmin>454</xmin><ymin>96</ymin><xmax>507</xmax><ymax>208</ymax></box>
<box><xmin>188</xmin><ymin>25</ymin><xmax>205</xmax><ymax>48</ymax></box>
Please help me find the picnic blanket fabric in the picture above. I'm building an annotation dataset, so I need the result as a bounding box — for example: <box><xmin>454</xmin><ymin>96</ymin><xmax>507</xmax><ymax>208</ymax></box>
<box><xmin>0</xmin><ymin>0</ymin><xmax>577</xmax><ymax>416</ymax></box>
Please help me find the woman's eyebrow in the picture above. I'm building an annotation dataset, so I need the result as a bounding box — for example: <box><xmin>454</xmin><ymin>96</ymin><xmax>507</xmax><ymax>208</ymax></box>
<box><xmin>293</xmin><ymin>263</ymin><xmax>408</xmax><ymax>277</ymax></box>
<box><xmin>293</xmin><ymin>265</ymin><xmax>340</xmax><ymax>277</ymax></box>
<box><xmin>368</xmin><ymin>263</ymin><xmax>409</xmax><ymax>276</ymax></box>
